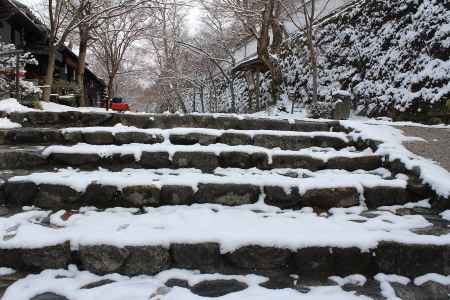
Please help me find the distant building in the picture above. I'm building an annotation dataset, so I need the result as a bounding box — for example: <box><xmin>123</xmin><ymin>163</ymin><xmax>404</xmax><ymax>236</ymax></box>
<box><xmin>0</xmin><ymin>0</ymin><xmax>105</xmax><ymax>106</ymax></box>
<box><xmin>232</xmin><ymin>0</ymin><xmax>356</xmax><ymax>71</ymax></box>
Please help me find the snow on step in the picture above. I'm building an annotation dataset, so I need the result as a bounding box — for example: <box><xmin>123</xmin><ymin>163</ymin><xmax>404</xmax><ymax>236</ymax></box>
<box><xmin>41</xmin><ymin>142</ymin><xmax>354</xmax><ymax>161</ymax></box>
<box><xmin>0</xmin><ymin>205</ymin><xmax>448</xmax><ymax>278</ymax></box>
<box><xmin>0</xmin><ymin>143</ymin><xmax>384</xmax><ymax>172</ymax></box>
<box><xmin>3</xmin><ymin>109</ymin><xmax>339</xmax><ymax>131</ymax></box>
<box><xmin>0</xmin><ymin>126</ymin><xmax>351</xmax><ymax>151</ymax></box>
<box><xmin>1</xmin><ymin>267</ymin><xmax>370</xmax><ymax>300</ymax></box>
<box><xmin>0</xmin><ymin>118</ymin><xmax>21</xmax><ymax>129</ymax></box>
<box><xmin>38</xmin><ymin>143</ymin><xmax>382</xmax><ymax>172</ymax></box>
<box><xmin>3</xmin><ymin>167</ymin><xmax>409</xmax><ymax>210</ymax></box>
<box><xmin>62</xmin><ymin>125</ymin><xmax>349</xmax><ymax>139</ymax></box>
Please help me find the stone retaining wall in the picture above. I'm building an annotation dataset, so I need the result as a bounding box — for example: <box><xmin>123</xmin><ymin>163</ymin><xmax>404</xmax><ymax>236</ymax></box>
<box><xmin>0</xmin><ymin>242</ymin><xmax>448</xmax><ymax>279</ymax></box>
<box><xmin>2</xmin><ymin>111</ymin><xmax>343</xmax><ymax>131</ymax></box>
<box><xmin>0</xmin><ymin>181</ymin><xmax>427</xmax><ymax>211</ymax></box>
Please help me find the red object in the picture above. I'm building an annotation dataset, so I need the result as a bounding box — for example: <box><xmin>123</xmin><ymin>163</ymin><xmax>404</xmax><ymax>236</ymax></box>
<box><xmin>111</xmin><ymin>102</ymin><xmax>129</xmax><ymax>111</ymax></box>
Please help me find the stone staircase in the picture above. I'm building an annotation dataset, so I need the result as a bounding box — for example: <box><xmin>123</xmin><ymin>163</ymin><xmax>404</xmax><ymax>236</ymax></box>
<box><xmin>0</xmin><ymin>111</ymin><xmax>448</xmax><ymax>299</ymax></box>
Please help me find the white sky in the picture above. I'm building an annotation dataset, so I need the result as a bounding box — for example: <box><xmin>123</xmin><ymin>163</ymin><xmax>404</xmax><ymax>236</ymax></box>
<box><xmin>19</xmin><ymin>0</ymin><xmax>39</xmax><ymax>6</ymax></box>
<box><xmin>18</xmin><ymin>0</ymin><xmax>202</xmax><ymax>35</ymax></box>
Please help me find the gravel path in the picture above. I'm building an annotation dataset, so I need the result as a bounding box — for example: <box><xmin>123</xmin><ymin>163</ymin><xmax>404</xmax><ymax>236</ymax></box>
<box><xmin>398</xmin><ymin>126</ymin><xmax>450</xmax><ymax>171</ymax></box>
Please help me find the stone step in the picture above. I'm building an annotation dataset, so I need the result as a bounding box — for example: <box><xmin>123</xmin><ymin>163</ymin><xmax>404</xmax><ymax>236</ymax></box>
<box><xmin>0</xmin><ymin>127</ymin><xmax>353</xmax><ymax>150</ymax></box>
<box><xmin>0</xmin><ymin>168</ymin><xmax>424</xmax><ymax>210</ymax></box>
<box><xmin>0</xmin><ymin>206</ymin><xmax>447</xmax><ymax>279</ymax></box>
<box><xmin>0</xmin><ymin>143</ymin><xmax>383</xmax><ymax>172</ymax></box>
<box><xmin>4</xmin><ymin>111</ymin><xmax>343</xmax><ymax>131</ymax></box>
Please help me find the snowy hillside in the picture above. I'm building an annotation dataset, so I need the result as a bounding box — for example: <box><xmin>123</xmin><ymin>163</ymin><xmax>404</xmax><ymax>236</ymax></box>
<box><xmin>281</xmin><ymin>0</ymin><xmax>450</xmax><ymax>120</ymax></box>
<box><xmin>226</xmin><ymin>0</ymin><xmax>449</xmax><ymax>122</ymax></box>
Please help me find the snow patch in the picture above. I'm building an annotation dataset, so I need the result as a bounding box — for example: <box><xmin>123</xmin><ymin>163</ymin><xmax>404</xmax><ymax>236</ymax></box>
<box><xmin>374</xmin><ymin>273</ymin><xmax>410</xmax><ymax>300</ymax></box>
<box><xmin>0</xmin><ymin>267</ymin><xmax>15</xmax><ymax>276</ymax></box>
<box><xmin>0</xmin><ymin>99</ymin><xmax>34</xmax><ymax>113</ymax></box>
<box><xmin>329</xmin><ymin>274</ymin><xmax>367</xmax><ymax>286</ymax></box>
<box><xmin>0</xmin><ymin>204</ymin><xmax>445</xmax><ymax>251</ymax></box>
<box><xmin>0</xmin><ymin>117</ymin><xmax>22</xmax><ymax>129</ymax></box>
<box><xmin>414</xmin><ymin>273</ymin><xmax>450</xmax><ymax>286</ymax></box>
<box><xmin>440</xmin><ymin>210</ymin><xmax>450</xmax><ymax>221</ymax></box>
<box><xmin>1</xmin><ymin>266</ymin><xmax>371</xmax><ymax>300</ymax></box>
<box><xmin>9</xmin><ymin>167</ymin><xmax>407</xmax><ymax>195</ymax></box>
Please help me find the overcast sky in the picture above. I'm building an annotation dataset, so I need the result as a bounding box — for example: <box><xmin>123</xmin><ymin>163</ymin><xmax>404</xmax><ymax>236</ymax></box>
<box><xmin>19</xmin><ymin>0</ymin><xmax>39</xmax><ymax>6</ymax></box>
<box><xmin>18</xmin><ymin>0</ymin><xmax>202</xmax><ymax>35</ymax></box>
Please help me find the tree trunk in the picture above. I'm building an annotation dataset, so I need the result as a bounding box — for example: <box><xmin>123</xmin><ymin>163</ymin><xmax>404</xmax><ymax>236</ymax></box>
<box><xmin>174</xmin><ymin>88</ymin><xmax>187</xmax><ymax>113</ymax></box>
<box><xmin>106</xmin><ymin>76</ymin><xmax>114</xmax><ymax>111</ymax></box>
<box><xmin>244</xmin><ymin>71</ymin><xmax>255</xmax><ymax>112</ymax></box>
<box><xmin>304</xmin><ymin>0</ymin><xmax>319</xmax><ymax>103</ymax></box>
<box><xmin>200</xmin><ymin>85</ymin><xmax>205</xmax><ymax>113</ymax></box>
<box><xmin>255</xmin><ymin>72</ymin><xmax>261</xmax><ymax>111</ymax></box>
<box><xmin>307</xmin><ymin>35</ymin><xmax>318</xmax><ymax>103</ymax></box>
<box><xmin>77</xmin><ymin>27</ymin><xmax>89</xmax><ymax>107</ymax></box>
<box><xmin>208</xmin><ymin>72</ymin><xmax>219</xmax><ymax>113</ymax></box>
<box><xmin>43</xmin><ymin>44</ymin><xmax>57</xmax><ymax>101</ymax></box>
<box><xmin>229</xmin><ymin>77</ymin><xmax>236</xmax><ymax>113</ymax></box>
<box><xmin>192</xmin><ymin>88</ymin><xmax>196</xmax><ymax>112</ymax></box>
<box><xmin>257</xmin><ymin>0</ymin><xmax>283</xmax><ymax>105</ymax></box>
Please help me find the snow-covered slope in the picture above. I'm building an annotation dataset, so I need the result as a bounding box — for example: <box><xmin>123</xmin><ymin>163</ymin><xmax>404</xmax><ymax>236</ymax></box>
<box><xmin>281</xmin><ymin>0</ymin><xmax>450</xmax><ymax>120</ymax></box>
<box><xmin>227</xmin><ymin>0</ymin><xmax>449</xmax><ymax>121</ymax></box>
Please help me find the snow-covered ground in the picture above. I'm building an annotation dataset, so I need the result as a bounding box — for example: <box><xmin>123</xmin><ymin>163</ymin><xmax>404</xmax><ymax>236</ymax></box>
<box><xmin>0</xmin><ymin>98</ymin><xmax>109</xmax><ymax>114</ymax></box>
<box><xmin>0</xmin><ymin>203</ymin><xmax>445</xmax><ymax>251</ymax></box>
<box><xmin>41</xmin><ymin>143</ymin><xmax>373</xmax><ymax>165</ymax></box>
<box><xmin>63</xmin><ymin>124</ymin><xmax>350</xmax><ymax>139</ymax></box>
<box><xmin>0</xmin><ymin>117</ymin><xmax>21</xmax><ymax>129</ymax></box>
<box><xmin>1</xmin><ymin>267</ymin><xmax>371</xmax><ymax>300</ymax></box>
<box><xmin>2</xmin><ymin>266</ymin><xmax>449</xmax><ymax>300</ymax></box>
<box><xmin>9</xmin><ymin>167</ymin><xmax>404</xmax><ymax>196</ymax></box>
<box><xmin>0</xmin><ymin>267</ymin><xmax>15</xmax><ymax>276</ymax></box>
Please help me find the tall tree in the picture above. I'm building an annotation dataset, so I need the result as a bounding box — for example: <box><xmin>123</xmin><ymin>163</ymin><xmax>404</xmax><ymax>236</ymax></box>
<box><xmin>41</xmin><ymin>0</ymin><xmax>135</xmax><ymax>102</ymax></box>
<box><xmin>218</xmin><ymin>0</ymin><xmax>285</xmax><ymax>104</ymax></box>
<box><xmin>282</xmin><ymin>0</ymin><xmax>331</xmax><ymax>103</ymax></box>
<box><xmin>42</xmin><ymin>0</ymin><xmax>83</xmax><ymax>101</ymax></box>
<box><xmin>196</xmin><ymin>0</ymin><xmax>242</xmax><ymax>112</ymax></box>
<box><xmin>71</xmin><ymin>0</ymin><xmax>148</xmax><ymax>106</ymax></box>
<box><xmin>91</xmin><ymin>6</ymin><xmax>149</xmax><ymax>106</ymax></box>
<box><xmin>148</xmin><ymin>0</ymin><xmax>189</xmax><ymax>112</ymax></box>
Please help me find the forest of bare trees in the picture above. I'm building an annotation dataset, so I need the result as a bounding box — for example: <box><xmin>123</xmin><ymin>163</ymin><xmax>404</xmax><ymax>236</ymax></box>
<box><xmin>31</xmin><ymin>0</ymin><xmax>331</xmax><ymax>113</ymax></box>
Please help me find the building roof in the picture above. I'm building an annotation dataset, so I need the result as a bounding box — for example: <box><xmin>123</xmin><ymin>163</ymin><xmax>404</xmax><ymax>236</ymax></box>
<box><xmin>232</xmin><ymin>56</ymin><xmax>269</xmax><ymax>73</ymax></box>
<box><xmin>0</xmin><ymin>0</ymin><xmax>47</xmax><ymax>39</ymax></box>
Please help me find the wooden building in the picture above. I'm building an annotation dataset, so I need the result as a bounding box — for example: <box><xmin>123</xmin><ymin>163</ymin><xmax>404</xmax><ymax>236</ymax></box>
<box><xmin>0</xmin><ymin>0</ymin><xmax>105</xmax><ymax>106</ymax></box>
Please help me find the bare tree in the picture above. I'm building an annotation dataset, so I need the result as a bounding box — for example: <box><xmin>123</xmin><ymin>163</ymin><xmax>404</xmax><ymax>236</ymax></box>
<box><xmin>176</xmin><ymin>40</ymin><xmax>236</xmax><ymax>112</ymax></box>
<box><xmin>70</xmin><ymin>0</ymin><xmax>154</xmax><ymax>106</ymax></box>
<box><xmin>147</xmin><ymin>0</ymin><xmax>189</xmax><ymax>112</ymax></box>
<box><xmin>91</xmin><ymin>7</ymin><xmax>150</xmax><ymax>108</ymax></box>
<box><xmin>216</xmin><ymin>0</ymin><xmax>285</xmax><ymax>104</ymax></box>
<box><xmin>196</xmin><ymin>0</ymin><xmax>243</xmax><ymax>112</ymax></box>
<box><xmin>39</xmin><ymin>0</ymin><xmax>137</xmax><ymax>102</ymax></box>
<box><xmin>282</xmin><ymin>0</ymin><xmax>331</xmax><ymax>103</ymax></box>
